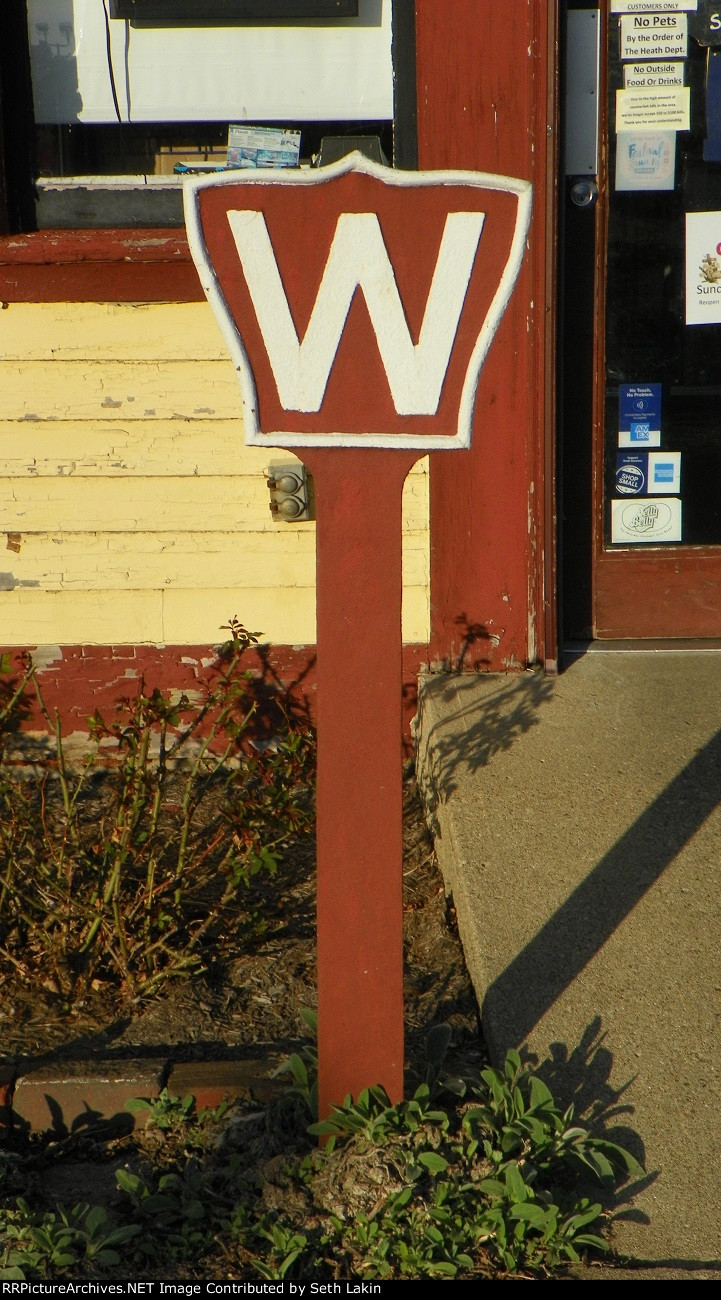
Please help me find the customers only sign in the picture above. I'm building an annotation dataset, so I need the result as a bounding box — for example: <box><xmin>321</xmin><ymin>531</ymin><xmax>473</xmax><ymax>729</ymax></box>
<box><xmin>184</xmin><ymin>152</ymin><xmax>531</xmax><ymax>450</ymax></box>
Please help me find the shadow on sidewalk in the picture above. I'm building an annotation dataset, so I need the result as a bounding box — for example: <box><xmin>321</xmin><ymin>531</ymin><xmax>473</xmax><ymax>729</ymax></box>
<box><xmin>483</xmin><ymin>728</ymin><xmax>721</xmax><ymax>1046</ymax></box>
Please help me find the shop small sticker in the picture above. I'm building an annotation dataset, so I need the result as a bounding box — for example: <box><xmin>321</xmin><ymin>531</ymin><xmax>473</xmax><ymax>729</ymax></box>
<box><xmin>616</xmin><ymin>454</ymin><xmax>647</xmax><ymax>493</ymax></box>
<box><xmin>611</xmin><ymin>497</ymin><xmax>682</xmax><ymax>542</ymax></box>
<box><xmin>616</xmin><ymin>451</ymin><xmax>681</xmax><ymax>493</ymax></box>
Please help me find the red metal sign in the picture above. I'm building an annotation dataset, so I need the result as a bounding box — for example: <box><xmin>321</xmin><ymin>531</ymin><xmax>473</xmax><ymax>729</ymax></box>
<box><xmin>184</xmin><ymin>153</ymin><xmax>531</xmax><ymax>450</ymax></box>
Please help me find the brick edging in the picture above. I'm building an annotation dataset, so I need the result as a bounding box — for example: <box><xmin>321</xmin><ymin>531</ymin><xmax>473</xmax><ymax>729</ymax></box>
<box><xmin>0</xmin><ymin>1057</ymin><xmax>281</xmax><ymax>1136</ymax></box>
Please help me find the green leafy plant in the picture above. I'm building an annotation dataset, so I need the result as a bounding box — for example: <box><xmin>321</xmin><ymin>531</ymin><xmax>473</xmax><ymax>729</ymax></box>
<box><xmin>0</xmin><ymin>1039</ymin><xmax>644</xmax><ymax>1281</ymax></box>
<box><xmin>272</xmin><ymin>1008</ymin><xmax>319</xmax><ymax>1120</ymax></box>
<box><xmin>293</xmin><ymin>1044</ymin><xmax>642</xmax><ymax>1278</ymax></box>
<box><xmin>125</xmin><ymin>1088</ymin><xmax>196</xmax><ymax>1131</ymax></box>
<box><xmin>125</xmin><ymin>1088</ymin><xmax>232</xmax><ymax>1132</ymax></box>
<box><xmin>0</xmin><ymin>1200</ymin><xmax>140</xmax><ymax>1280</ymax></box>
<box><xmin>460</xmin><ymin>1048</ymin><xmax>642</xmax><ymax>1186</ymax></box>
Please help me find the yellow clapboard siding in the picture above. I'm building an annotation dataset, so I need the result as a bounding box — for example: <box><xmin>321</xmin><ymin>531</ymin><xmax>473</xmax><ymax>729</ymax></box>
<box><xmin>0</xmin><ymin>420</ymin><xmax>246</xmax><ymax>478</ymax></box>
<box><xmin>162</xmin><ymin>589</ymin><xmax>317</xmax><ymax>645</ymax></box>
<box><xmin>0</xmin><ymin>361</ymin><xmax>243</xmax><ymax>422</ymax></box>
<box><xmin>0</xmin><ymin>291</ymin><xmax>430</xmax><ymax>650</ymax></box>
<box><xmin>0</xmin><ymin>590</ymin><xmax>164</xmax><ymax>644</ymax></box>
<box><xmin>401</xmin><ymin>585</ymin><xmax>430</xmax><ymax>644</ymax></box>
<box><xmin>0</xmin><ymin>584</ymin><xmax>428</xmax><ymax>647</ymax></box>
<box><xmin>0</xmin><ymin>302</ymin><xmax>228</xmax><ymax>362</ymax></box>
<box><xmin>0</xmin><ymin>425</ymin><xmax>429</xmax><ymax>482</ymax></box>
<box><xmin>162</xmin><ymin>586</ymin><xmax>429</xmax><ymax>645</ymax></box>
<box><xmin>0</xmin><ymin>475</ymin><xmax>429</xmax><ymax>534</ymax></box>
<box><xmin>2</xmin><ymin>530</ymin><xmax>428</xmax><ymax>591</ymax></box>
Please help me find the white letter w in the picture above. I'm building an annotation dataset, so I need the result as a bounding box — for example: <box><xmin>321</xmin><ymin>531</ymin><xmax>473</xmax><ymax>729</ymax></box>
<box><xmin>226</xmin><ymin>209</ymin><xmax>485</xmax><ymax>416</ymax></box>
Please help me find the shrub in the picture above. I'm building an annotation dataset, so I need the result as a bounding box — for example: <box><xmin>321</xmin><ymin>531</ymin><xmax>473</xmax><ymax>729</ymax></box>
<box><xmin>0</xmin><ymin>623</ymin><xmax>314</xmax><ymax>1003</ymax></box>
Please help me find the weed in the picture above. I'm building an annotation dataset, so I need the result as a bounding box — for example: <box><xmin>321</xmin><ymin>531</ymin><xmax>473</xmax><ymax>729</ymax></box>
<box><xmin>279</xmin><ymin>1039</ymin><xmax>643</xmax><ymax>1279</ymax></box>
<box><xmin>115</xmin><ymin>1164</ymin><xmax>209</xmax><ymax>1262</ymax></box>
<box><xmin>272</xmin><ymin>1008</ymin><xmax>319</xmax><ymax>1121</ymax></box>
<box><xmin>125</xmin><ymin>1089</ymin><xmax>232</xmax><ymax>1132</ymax></box>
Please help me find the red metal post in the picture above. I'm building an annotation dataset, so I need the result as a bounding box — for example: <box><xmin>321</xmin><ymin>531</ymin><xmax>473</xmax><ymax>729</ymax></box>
<box><xmin>303</xmin><ymin>446</ymin><xmax>419</xmax><ymax>1116</ymax></box>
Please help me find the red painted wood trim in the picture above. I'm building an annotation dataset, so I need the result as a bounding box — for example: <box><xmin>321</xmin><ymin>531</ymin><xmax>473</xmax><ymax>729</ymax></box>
<box><xmin>416</xmin><ymin>0</ymin><xmax>556</xmax><ymax>672</ymax></box>
<box><xmin>595</xmin><ymin>551</ymin><xmax>721</xmax><ymax>640</ymax></box>
<box><xmin>541</xmin><ymin>6</ymin><xmax>560</xmax><ymax>672</ymax></box>
<box><xmin>0</xmin><ymin>642</ymin><xmax>427</xmax><ymax>749</ymax></box>
<box><xmin>302</xmin><ymin>448</ymin><xmax>419</xmax><ymax>1112</ymax></box>
<box><xmin>0</xmin><ymin>229</ymin><xmax>204</xmax><ymax>302</ymax></box>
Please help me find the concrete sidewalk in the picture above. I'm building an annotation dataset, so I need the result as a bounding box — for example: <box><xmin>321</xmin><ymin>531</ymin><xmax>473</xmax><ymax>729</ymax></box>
<box><xmin>415</xmin><ymin>647</ymin><xmax>721</xmax><ymax>1271</ymax></box>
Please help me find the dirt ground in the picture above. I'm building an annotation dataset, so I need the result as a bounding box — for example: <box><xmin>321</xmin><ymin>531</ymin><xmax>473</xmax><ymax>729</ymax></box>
<box><xmin>0</xmin><ymin>772</ymin><xmax>496</xmax><ymax>1279</ymax></box>
<box><xmin>0</xmin><ymin>769</ymin><xmax>485</xmax><ymax>1088</ymax></box>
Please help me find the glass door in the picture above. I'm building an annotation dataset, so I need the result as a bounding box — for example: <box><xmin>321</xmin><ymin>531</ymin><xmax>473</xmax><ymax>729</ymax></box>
<box><xmin>563</xmin><ymin>1</ymin><xmax>721</xmax><ymax>640</ymax></box>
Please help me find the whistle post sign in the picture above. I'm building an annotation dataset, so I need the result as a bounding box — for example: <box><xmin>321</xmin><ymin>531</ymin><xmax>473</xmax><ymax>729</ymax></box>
<box><xmin>184</xmin><ymin>154</ymin><xmax>531</xmax><ymax>1116</ymax></box>
<box><xmin>184</xmin><ymin>153</ymin><xmax>531</xmax><ymax>449</ymax></box>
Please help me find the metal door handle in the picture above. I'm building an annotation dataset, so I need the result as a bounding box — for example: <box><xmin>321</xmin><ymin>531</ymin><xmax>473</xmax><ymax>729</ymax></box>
<box><xmin>569</xmin><ymin>177</ymin><xmax>599</xmax><ymax>208</ymax></box>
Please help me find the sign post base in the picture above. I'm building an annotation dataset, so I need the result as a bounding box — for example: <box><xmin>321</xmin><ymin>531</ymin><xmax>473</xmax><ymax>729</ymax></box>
<box><xmin>304</xmin><ymin>447</ymin><xmax>420</xmax><ymax>1117</ymax></box>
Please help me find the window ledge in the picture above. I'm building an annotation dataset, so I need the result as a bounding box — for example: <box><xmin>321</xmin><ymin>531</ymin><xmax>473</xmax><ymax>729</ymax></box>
<box><xmin>35</xmin><ymin>178</ymin><xmax>186</xmax><ymax>232</ymax></box>
<box><xmin>0</xmin><ymin>228</ymin><xmax>203</xmax><ymax>303</ymax></box>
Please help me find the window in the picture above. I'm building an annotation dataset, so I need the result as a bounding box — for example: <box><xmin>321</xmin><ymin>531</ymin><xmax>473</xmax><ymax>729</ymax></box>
<box><xmin>0</xmin><ymin>1</ymin><xmax>415</xmax><ymax>299</ymax></box>
<box><xmin>2</xmin><ymin>1</ymin><xmax>393</xmax><ymax>230</ymax></box>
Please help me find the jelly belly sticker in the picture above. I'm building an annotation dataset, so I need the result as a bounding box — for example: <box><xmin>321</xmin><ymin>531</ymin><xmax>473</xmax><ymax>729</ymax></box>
<box><xmin>620</xmin><ymin>12</ymin><xmax>688</xmax><ymax>59</ymax></box>
<box><xmin>615</xmin><ymin>131</ymin><xmax>676</xmax><ymax>189</ymax></box>
<box><xmin>619</xmin><ymin>383</ymin><xmax>662</xmax><ymax>446</ymax></box>
<box><xmin>611</xmin><ymin>497</ymin><xmax>682</xmax><ymax>543</ymax></box>
<box><xmin>616</xmin><ymin>451</ymin><xmax>681</xmax><ymax>493</ymax></box>
<box><xmin>686</xmin><ymin>211</ymin><xmax>721</xmax><ymax>323</ymax></box>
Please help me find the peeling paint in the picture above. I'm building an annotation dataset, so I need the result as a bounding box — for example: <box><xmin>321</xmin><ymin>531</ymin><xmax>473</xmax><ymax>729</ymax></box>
<box><xmin>101</xmin><ymin>396</ymin><xmax>123</xmax><ymax>408</ymax></box>
<box><xmin>6</xmin><ymin>533</ymin><xmax>21</xmax><ymax>553</ymax></box>
<box><xmin>169</xmin><ymin>687</ymin><xmax>203</xmax><ymax>707</ymax></box>
<box><xmin>29</xmin><ymin>645</ymin><xmax>63</xmax><ymax>671</ymax></box>
<box><xmin>0</xmin><ymin>571</ymin><xmax>39</xmax><ymax>590</ymax></box>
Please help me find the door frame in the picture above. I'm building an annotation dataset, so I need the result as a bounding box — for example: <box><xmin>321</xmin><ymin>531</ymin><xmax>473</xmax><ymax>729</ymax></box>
<box><xmin>563</xmin><ymin>0</ymin><xmax>721</xmax><ymax>643</ymax></box>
